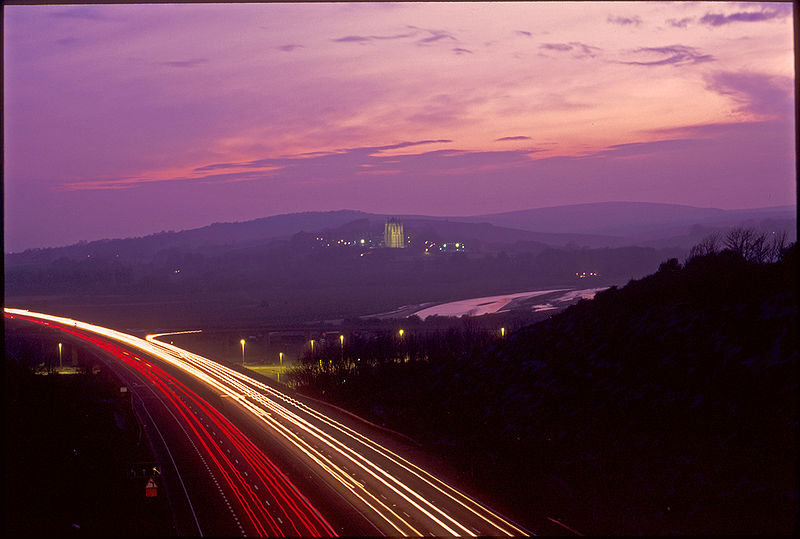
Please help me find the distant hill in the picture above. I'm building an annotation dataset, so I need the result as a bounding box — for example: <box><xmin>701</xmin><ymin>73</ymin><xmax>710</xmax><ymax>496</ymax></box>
<box><xmin>466</xmin><ymin>201</ymin><xmax>796</xmax><ymax>238</ymax></box>
<box><xmin>7</xmin><ymin>203</ymin><xmax>795</xmax><ymax>264</ymax></box>
<box><xmin>5</xmin><ymin>210</ymin><xmax>371</xmax><ymax>264</ymax></box>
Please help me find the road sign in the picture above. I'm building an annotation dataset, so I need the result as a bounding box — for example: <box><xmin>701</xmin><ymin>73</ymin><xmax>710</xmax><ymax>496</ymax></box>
<box><xmin>145</xmin><ymin>476</ymin><xmax>158</xmax><ymax>497</ymax></box>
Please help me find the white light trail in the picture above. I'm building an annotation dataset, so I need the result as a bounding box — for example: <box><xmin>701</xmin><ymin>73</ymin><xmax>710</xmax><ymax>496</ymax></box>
<box><xmin>5</xmin><ymin>309</ymin><xmax>528</xmax><ymax>537</ymax></box>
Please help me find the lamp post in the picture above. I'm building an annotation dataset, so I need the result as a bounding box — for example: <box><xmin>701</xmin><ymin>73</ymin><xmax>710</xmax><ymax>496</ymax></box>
<box><xmin>58</xmin><ymin>342</ymin><xmax>62</xmax><ymax>369</ymax></box>
<box><xmin>501</xmin><ymin>327</ymin><xmax>506</xmax><ymax>338</ymax></box>
<box><xmin>339</xmin><ymin>334</ymin><xmax>344</xmax><ymax>363</ymax></box>
<box><xmin>398</xmin><ymin>329</ymin><xmax>407</xmax><ymax>362</ymax></box>
<box><xmin>240</xmin><ymin>339</ymin><xmax>246</xmax><ymax>364</ymax></box>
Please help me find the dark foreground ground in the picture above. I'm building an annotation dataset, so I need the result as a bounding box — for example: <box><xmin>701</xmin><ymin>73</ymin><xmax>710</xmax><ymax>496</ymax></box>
<box><xmin>290</xmin><ymin>247</ymin><xmax>799</xmax><ymax>535</ymax></box>
<box><xmin>5</xmin><ymin>244</ymin><xmax>798</xmax><ymax>536</ymax></box>
<box><xmin>4</xmin><ymin>327</ymin><xmax>174</xmax><ymax>536</ymax></box>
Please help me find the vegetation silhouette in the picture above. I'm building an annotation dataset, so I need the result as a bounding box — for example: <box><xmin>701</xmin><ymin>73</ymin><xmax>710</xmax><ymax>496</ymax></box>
<box><xmin>289</xmin><ymin>229</ymin><xmax>797</xmax><ymax>535</ymax></box>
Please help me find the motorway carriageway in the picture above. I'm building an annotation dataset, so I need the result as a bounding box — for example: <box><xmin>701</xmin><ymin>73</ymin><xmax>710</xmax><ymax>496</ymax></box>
<box><xmin>5</xmin><ymin>308</ymin><xmax>531</xmax><ymax>537</ymax></box>
<box><xmin>6</xmin><ymin>309</ymin><xmax>335</xmax><ymax>537</ymax></box>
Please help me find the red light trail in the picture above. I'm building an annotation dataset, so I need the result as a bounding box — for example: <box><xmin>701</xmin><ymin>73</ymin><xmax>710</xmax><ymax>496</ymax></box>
<box><xmin>6</xmin><ymin>312</ymin><xmax>336</xmax><ymax>537</ymax></box>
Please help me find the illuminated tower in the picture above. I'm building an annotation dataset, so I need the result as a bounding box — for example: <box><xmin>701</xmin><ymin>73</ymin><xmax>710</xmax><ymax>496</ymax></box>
<box><xmin>384</xmin><ymin>218</ymin><xmax>405</xmax><ymax>248</ymax></box>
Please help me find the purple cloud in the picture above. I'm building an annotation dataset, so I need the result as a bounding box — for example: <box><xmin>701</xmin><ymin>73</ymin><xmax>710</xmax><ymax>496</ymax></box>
<box><xmin>332</xmin><ymin>31</ymin><xmax>416</xmax><ymax>43</ymax></box>
<box><xmin>592</xmin><ymin>138</ymin><xmax>701</xmax><ymax>159</ymax></box>
<box><xmin>331</xmin><ymin>35</ymin><xmax>371</xmax><ymax>43</ymax></box>
<box><xmin>452</xmin><ymin>47</ymin><xmax>472</xmax><ymax>55</ymax></box>
<box><xmin>417</xmin><ymin>31</ymin><xmax>456</xmax><ymax>45</ymax></box>
<box><xmin>666</xmin><ymin>17</ymin><xmax>693</xmax><ymax>28</ymax></box>
<box><xmin>193</xmin><ymin>140</ymin><xmax>454</xmax><ymax>174</ymax></box>
<box><xmin>56</xmin><ymin>124</ymin><xmax>792</xmax><ymax>229</ymax></box>
<box><xmin>607</xmin><ymin>15</ymin><xmax>642</xmax><ymax>26</ymax></box>
<box><xmin>620</xmin><ymin>45</ymin><xmax>714</xmax><ymax>66</ymax></box>
<box><xmin>540</xmin><ymin>43</ymin><xmax>573</xmax><ymax>52</ymax></box>
<box><xmin>516</xmin><ymin>30</ymin><xmax>532</xmax><ymax>37</ymax></box>
<box><xmin>11</xmin><ymin>119</ymin><xmax>792</xmax><ymax>251</ymax></box>
<box><xmin>700</xmin><ymin>7</ymin><xmax>790</xmax><ymax>27</ymax></box>
<box><xmin>569</xmin><ymin>42</ymin><xmax>601</xmax><ymax>59</ymax></box>
<box><xmin>540</xmin><ymin>42</ymin><xmax>601</xmax><ymax>59</ymax></box>
<box><xmin>112</xmin><ymin>141</ymin><xmax>525</xmax><ymax>191</ymax></box>
<box><xmin>331</xmin><ymin>27</ymin><xmax>455</xmax><ymax>47</ymax></box>
<box><xmin>403</xmin><ymin>25</ymin><xmax>458</xmax><ymax>46</ymax></box>
<box><xmin>277</xmin><ymin>44</ymin><xmax>303</xmax><ymax>52</ymax></box>
<box><xmin>704</xmin><ymin>71</ymin><xmax>793</xmax><ymax>117</ymax></box>
<box><xmin>234</xmin><ymin>146</ymin><xmax>538</xmax><ymax>185</ymax></box>
<box><xmin>496</xmin><ymin>136</ymin><xmax>531</xmax><ymax>142</ymax></box>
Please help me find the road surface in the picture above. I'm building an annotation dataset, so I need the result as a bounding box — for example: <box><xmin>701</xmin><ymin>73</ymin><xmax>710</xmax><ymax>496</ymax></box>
<box><xmin>5</xmin><ymin>308</ymin><xmax>531</xmax><ymax>536</ymax></box>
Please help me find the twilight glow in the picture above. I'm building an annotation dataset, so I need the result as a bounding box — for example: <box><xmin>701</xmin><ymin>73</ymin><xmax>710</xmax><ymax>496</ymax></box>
<box><xmin>3</xmin><ymin>2</ymin><xmax>795</xmax><ymax>252</ymax></box>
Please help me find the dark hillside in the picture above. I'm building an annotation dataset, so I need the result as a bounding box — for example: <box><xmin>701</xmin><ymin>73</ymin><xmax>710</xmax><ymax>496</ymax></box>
<box><xmin>293</xmin><ymin>243</ymin><xmax>797</xmax><ymax>534</ymax></box>
<box><xmin>437</xmin><ymin>247</ymin><xmax>797</xmax><ymax>535</ymax></box>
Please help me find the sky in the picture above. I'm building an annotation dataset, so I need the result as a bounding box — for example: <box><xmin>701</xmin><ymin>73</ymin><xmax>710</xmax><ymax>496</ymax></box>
<box><xmin>3</xmin><ymin>1</ymin><xmax>796</xmax><ymax>252</ymax></box>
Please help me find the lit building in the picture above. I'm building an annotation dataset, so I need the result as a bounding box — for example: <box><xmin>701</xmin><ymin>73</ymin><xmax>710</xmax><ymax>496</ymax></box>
<box><xmin>384</xmin><ymin>218</ymin><xmax>405</xmax><ymax>248</ymax></box>
<box><xmin>440</xmin><ymin>242</ymin><xmax>465</xmax><ymax>253</ymax></box>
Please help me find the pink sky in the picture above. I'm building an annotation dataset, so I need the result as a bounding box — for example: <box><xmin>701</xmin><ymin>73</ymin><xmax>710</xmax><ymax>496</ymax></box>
<box><xmin>3</xmin><ymin>2</ymin><xmax>795</xmax><ymax>251</ymax></box>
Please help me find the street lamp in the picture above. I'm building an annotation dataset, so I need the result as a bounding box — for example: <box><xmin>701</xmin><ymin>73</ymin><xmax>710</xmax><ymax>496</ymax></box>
<box><xmin>501</xmin><ymin>327</ymin><xmax>506</xmax><ymax>338</ymax></box>
<box><xmin>58</xmin><ymin>342</ymin><xmax>62</xmax><ymax>369</ymax></box>
<box><xmin>398</xmin><ymin>330</ymin><xmax>408</xmax><ymax>362</ymax></box>
<box><xmin>240</xmin><ymin>339</ymin><xmax>246</xmax><ymax>364</ymax></box>
<box><xmin>339</xmin><ymin>334</ymin><xmax>344</xmax><ymax>363</ymax></box>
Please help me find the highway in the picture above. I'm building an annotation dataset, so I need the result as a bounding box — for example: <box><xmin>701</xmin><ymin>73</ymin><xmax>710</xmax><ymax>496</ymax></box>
<box><xmin>5</xmin><ymin>308</ymin><xmax>531</xmax><ymax>536</ymax></box>
<box><xmin>5</xmin><ymin>309</ymin><xmax>336</xmax><ymax>537</ymax></box>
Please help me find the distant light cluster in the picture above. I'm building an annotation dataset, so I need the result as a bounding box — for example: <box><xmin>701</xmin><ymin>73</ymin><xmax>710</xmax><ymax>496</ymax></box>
<box><xmin>439</xmin><ymin>242</ymin><xmax>466</xmax><ymax>253</ymax></box>
<box><xmin>315</xmin><ymin>235</ymin><xmax>375</xmax><ymax>248</ymax></box>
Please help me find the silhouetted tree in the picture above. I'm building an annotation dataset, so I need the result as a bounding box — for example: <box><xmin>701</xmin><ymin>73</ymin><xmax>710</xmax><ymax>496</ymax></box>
<box><xmin>724</xmin><ymin>227</ymin><xmax>768</xmax><ymax>262</ymax></box>
<box><xmin>687</xmin><ymin>232</ymin><xmax>721</xmax><ymax>260</ymax></box>
<box><xmin>689</xmin><ymin>228</ymin><xmax>789</xmax><ymax>265</ymax></box>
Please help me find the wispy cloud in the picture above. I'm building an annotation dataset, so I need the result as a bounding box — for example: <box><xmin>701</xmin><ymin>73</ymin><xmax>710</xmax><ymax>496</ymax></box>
<box><xmin>330</xmin><ymin>26</ymin><xmax>457</xmax><ymax>47</ymax></box>
<box><xmin>496</xmin><ymin>136</ymin><xmax>531</xmax><ymax>142</ymax></box>
<box><xmin>666</xmin><ymin>17</ymin><xmax>693</xmax><ymax>29</ymax></box>
<box><xmin>516</xmin><ymin>30</ymin><xmax>532</xmax><ymax>37</ymax></box>
<box><xmin>540</xmin><ymin>42</ymin><xmax>601</xmax><ymax>59</ymax></box>
<box><xmin>704</xmin><ymin>71</ymin><xmax>793</xmax><ymax>117</ymax></box>
<box><xmin>71</xmin><ymin>139</ymin><xmax>536</xmax><ymax>191</ymax></box>
<box><xmin>61</xmin><ymin>175</ymin><xmax>156</xmax><ymax>191</ymax></box>
<box><xmin>194</xmin><ymin>140</ymin><xmax>454</xmax><ymax>173</ymax></box>
<box><xmin>161</xmin><ymin>58</ymin><xmax>209</xmax><ymax>69</ymax></box>
<box><xmin>452</xmin><ymin>47</ymin><xmax>472</xmax><ymax>55</ymax></box>
<box><xmin>410</xmin><ymin>26</ymin><xmax>457</xmax><ymax>46</ymax></box>
<box><xmin>699</xmin><ymin>7</ymin><xmax>790</xmax><ymax>27</ymax></box>
<box><xmin>607</xmin><ymin>15</ymin><xmax>642</xmax><ymax>26</ymax></box>
<box><xmin>540</xmin><ymin>43</ymin><xmax>572</xmax><ymax>52</ymax></box>
<box><xmin>62</xmin><ymin>167</ymin><xmax>286</xmax><ymax>191</ymax></box>
<box><xmin>331</xmin><ymin>30</ymin><xmax>417</xmax><ymax>43</ymax></box>
<box><xmin>277</xmin><ymin>44</ymin><xmax>303</xmax><ymax>52</ymax></box>
<box><xmin>592</xmin><ymin>138</ymin><xmax>700</xmax><ymax>159</ymax></box>
<box><xmin>619</xmin><ymin>45</ymin><xmax>714</xmax><ymax>67</ymax></box>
